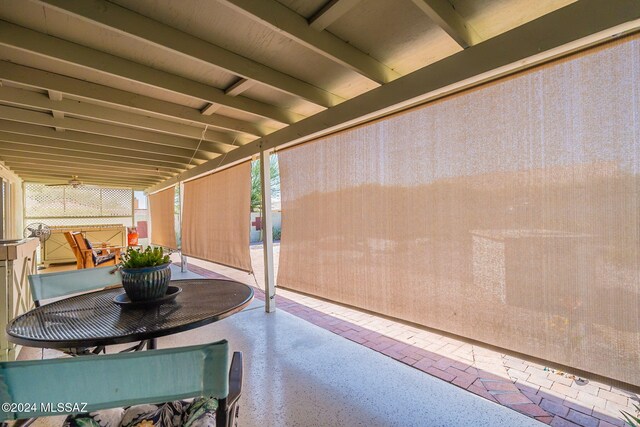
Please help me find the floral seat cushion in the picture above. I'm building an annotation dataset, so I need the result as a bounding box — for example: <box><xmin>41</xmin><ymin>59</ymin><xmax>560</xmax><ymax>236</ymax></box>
<box><xmin>63</xmin><ymin>397</ymin><xmax>218</xmax><ymax>427</ymax></box>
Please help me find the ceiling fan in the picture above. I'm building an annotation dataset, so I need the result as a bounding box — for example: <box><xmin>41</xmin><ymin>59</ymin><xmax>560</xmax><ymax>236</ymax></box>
<box><xmin>45</xmin><ymin>176</ymin><xmax>97</xmax><ymax>188</ymax></box>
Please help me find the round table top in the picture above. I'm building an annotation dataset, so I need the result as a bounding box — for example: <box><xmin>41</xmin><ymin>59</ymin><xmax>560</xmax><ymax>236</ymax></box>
<box><xmin>7</xmin><ymin>279</ymin><xmax>254</xmax><ymax>349</ymax></box>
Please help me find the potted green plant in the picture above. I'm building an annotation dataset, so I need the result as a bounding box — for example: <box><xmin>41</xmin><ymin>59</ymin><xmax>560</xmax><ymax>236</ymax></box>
<box><xmin>119</xmin><ymin>246</ymin><xmax>172</xmax><ymax>302</ymax></box>
<box><xmin>622</xmin><ymin>404</ymin><xmax>640</xmax><ymax>427</ymax></box>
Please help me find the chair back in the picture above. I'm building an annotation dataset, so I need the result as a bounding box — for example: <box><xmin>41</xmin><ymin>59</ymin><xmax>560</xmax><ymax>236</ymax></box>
<box><xmin>28</xmin><ymin>265</ymin><xmax>122</xmax><ymax>306</ymax></box>
<box><xmin>72</xmin><ymin>232</ymin><xmax>92</xmax><ymax>268</ymax></box>
<box><xmin>0</xmin><ymin>341</ymin><xmax>230</xmax><ymax>420</ymax></box>
<box><xmin>64</xmin><ymin>231</ymin><xmax>84</xmax><ymax>269</ymax></box>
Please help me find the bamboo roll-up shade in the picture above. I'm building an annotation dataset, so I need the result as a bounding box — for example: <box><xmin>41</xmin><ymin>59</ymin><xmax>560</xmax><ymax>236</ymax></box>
<box><xmin>149</xmin><ymin>186</ymin><xmax>177</xmax><ymax>249</ymax></box>
<box><xmin>182</xmin><ymin>162</ymin><xmax>252</xmax><ymax>272</ymax></box>
<box><xmin>278</xmin><ymin>34</ymin><xmax>640</xmax><ymax>387</ymax></box>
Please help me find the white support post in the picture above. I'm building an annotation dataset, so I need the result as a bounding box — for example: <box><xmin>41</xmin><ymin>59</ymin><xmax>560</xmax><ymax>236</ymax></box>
<box><xmin>181</xmin><ymin>254</ymin><xmax>188</xmax><ymax>273</ymax></box>
<box><xmin>178</xmin><ymin>181</ymin><xmax>186</xmax><ymax>272</ymax></box>
<box><xmin>145</xmin><ymin>192</ymin><xmax>151</xmax><ymax>249</ymax></box>
<box><xmin>260</xmin><ymin>150</ymin><xmax>276</xmax><ymax>312</ymax></box>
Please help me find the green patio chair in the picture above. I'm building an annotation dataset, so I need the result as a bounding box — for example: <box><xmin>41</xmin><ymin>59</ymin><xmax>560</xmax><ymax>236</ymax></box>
<box><xmin>28</xmin><ymin>266</ymin><xmax>160</xmax><ymax>354</ymax></box>
<box><xmin>28</xmin><ymin>265</ymin><xmax>122</xmax><ymax>307</ymax></box>
<box><xmin>0</xmin><ymin>340</ymin><xmax>243</xmax><ymax>427</ymax></box>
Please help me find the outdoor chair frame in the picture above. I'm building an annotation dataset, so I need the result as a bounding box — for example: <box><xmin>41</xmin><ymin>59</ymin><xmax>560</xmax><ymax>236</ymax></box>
<box><xmin>0</xmin><ymin>340</ymin><xmax>243</xmax><ymax>427</ymax></box>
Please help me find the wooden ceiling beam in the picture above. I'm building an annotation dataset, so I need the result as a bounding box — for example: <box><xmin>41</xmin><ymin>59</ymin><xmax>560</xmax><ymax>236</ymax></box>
<box><xmin>201</xmin><ymin>79</ymin><xmax>257</xmax><ymax>118</ymax></box>
<box><xmin>220</xmin><ymin>0</ymin><xmax>400</xmax><ymax>84</ymax></box>
<box><xmin>0</xmin><ymin>20</ymin><xmax>304</xmax><ymax>124</ymax></box>
<box><xmin>409</xmin><ymin>0</ymin><xmax>482</xmax><ymax>48</ymax></box>
<box><xmin>36</xmin><ymin>0</ymin><xmax>342</xmax><ymax>108</ymax></box>
<box><xmin>0</xmin><ymin>131</ymin><xmax>205</xmax><ymax>166</ymax></box>
<box><xmin>15</xmin><ymin>168</ymin><xmax>160</xmax><ymax>183</ymax></box>
<box><xmin>225</xmin><ymin>78</ymin><xmax>257</xmax><ymax>96</ymax></box>
<box><xmin>0</xmin><ymin>61</ymin><xmax>269</xmax><ymax>137</ymax></box>
<box><xmin>47</xmin><ymin>89</ymin><xmax>65</xmax><ymax>131</ymax></box>
<box><xmin>0</xmin><ymin>119</ymin><xmax>212</xmax><ymax>163</ymax></box>
<box><xmin>7</xmin><ymin>164</ymin><xmax>166</xmax><ymax>182</ymax></box>
<box><xmin>0</xmin><ymin>86</ymin><xmax>246</xmax><ymax>149</ymax></box>
<box><xmin>0</xmin><ymin>139</ymin><xmax>197</xmax><ymax>169</ymax></box>
<box><xmin>0</xmin><ymin>105</ymin><xmax>222</xmax><ymax>158</ymax></box>
<box><xmin>309</xmin><ymin>0</ymin><xmax>362</xmax><ymax>31</ymax></box>
<box><xmin>7</xmin><ymin>165</ymin><xmax>162</xmax><ymax>184</ymax></box>
<box><xmin>1</xmin><ymin>158</ymin><xmax>174</xmax><ymax>178</ymax></box>
<box><xmin>0</xmin><ymin>150</ymin><xmax>183</xmax><ymax>173</ymax></box>
<box><xmin>47</xmin><ymin>90</ymin><xmax>63</xmax><ymax>101</ymax></box>
<box><xmin>200</xmin><ymin>103</ymin><xmax>221</xmax><ymax>116</ymax></box>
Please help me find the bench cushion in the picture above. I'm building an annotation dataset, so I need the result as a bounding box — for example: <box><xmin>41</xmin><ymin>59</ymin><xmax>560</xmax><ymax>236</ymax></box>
<box><xmin>95</xmin><ymin>252</ymin><xmax>116</xmax><ymax>266</ymax></box>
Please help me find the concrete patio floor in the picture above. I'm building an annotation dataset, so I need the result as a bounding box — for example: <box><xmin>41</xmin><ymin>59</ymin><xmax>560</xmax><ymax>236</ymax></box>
<box><xmin>178</xmin><ymin>245</ymin><xmax>640</xmax><ymax>427</ymax></box>
<box><xmin>171</xmin><ymin>297</ymin><xmax>543</xmax><ymax>426</ymax></box>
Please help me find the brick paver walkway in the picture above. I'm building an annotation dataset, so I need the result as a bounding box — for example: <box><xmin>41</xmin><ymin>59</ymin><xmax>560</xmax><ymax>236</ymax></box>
<box><xmin>181</xmin><ymin>253</ymin><xmax>639</xmax><ymax>427</ymax></box>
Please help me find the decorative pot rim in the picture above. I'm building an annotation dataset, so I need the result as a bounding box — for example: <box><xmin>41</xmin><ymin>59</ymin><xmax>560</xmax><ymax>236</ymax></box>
<box><xmin>121</xmin><ymin>262</ymin><xmax>171</xmax><ymax>274</ymax></box>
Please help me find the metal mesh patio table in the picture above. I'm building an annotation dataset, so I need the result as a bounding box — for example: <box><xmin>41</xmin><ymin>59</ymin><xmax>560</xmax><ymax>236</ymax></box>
<box><xmin>6</xmin><ymin>279</ymin><xmax>254</xmax><ymax>350</ymax></box>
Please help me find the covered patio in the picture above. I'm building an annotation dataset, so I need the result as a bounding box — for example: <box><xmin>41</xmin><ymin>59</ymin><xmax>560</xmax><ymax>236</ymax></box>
<box><xmin>19</xmin><ymin>263</ymin><xmax>541</xmax><ymax>427</ymax></box>
<box><xmin>0</xmin><ymin>0</ymin><xmax>639</xmax><ymax>426</ymax></box>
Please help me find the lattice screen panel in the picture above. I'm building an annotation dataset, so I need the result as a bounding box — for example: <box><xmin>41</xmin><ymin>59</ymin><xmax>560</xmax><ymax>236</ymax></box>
<box><xmin>24</xmin><ymin>184</ymin><xmax>133</xmax><ymax>218</ymax></box>
<box><xmin>63</xmin><ymin>187</ymin><xmax>102</xmax><ymax>217</ymax></box>
<box><xmin>102</xmin><ymin>188</ymin><xmax>135</xmax><ymax>217</ymax></box>
<box><xmin>24</xmin><ymin>186</ymin><xmax>64</xmax><ymax>218</ymax></box>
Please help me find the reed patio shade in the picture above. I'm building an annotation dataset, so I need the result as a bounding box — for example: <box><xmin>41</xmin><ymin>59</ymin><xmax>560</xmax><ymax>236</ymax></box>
<box><xmin>182</xmin><ymin>162</ymin><xmax>252</xmax><ymax>272</ymax></box>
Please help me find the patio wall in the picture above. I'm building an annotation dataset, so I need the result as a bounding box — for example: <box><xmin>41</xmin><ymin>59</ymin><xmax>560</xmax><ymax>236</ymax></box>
<box><xmin>0</xmin><ymin>161</ymin><xmax>22</xmax><ymax>239</ymax></box>
<box><xmin>277</xmin><ymin>35</ymin><xmax>640</xmax><ymax>386</ymax></box>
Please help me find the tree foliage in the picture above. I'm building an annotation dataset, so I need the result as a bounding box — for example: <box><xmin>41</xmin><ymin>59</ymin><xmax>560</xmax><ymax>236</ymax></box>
<box><xmin>251</xmin><ymin>154</ymin><xmax>280</xmax><ymax>212</ymax></box>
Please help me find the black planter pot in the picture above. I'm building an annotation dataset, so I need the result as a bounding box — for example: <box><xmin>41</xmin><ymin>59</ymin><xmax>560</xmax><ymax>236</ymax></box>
<box><xmin>121</xmin><ymin>263</ymin><xmax>172</xmax><ymax>302</ymax></box>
